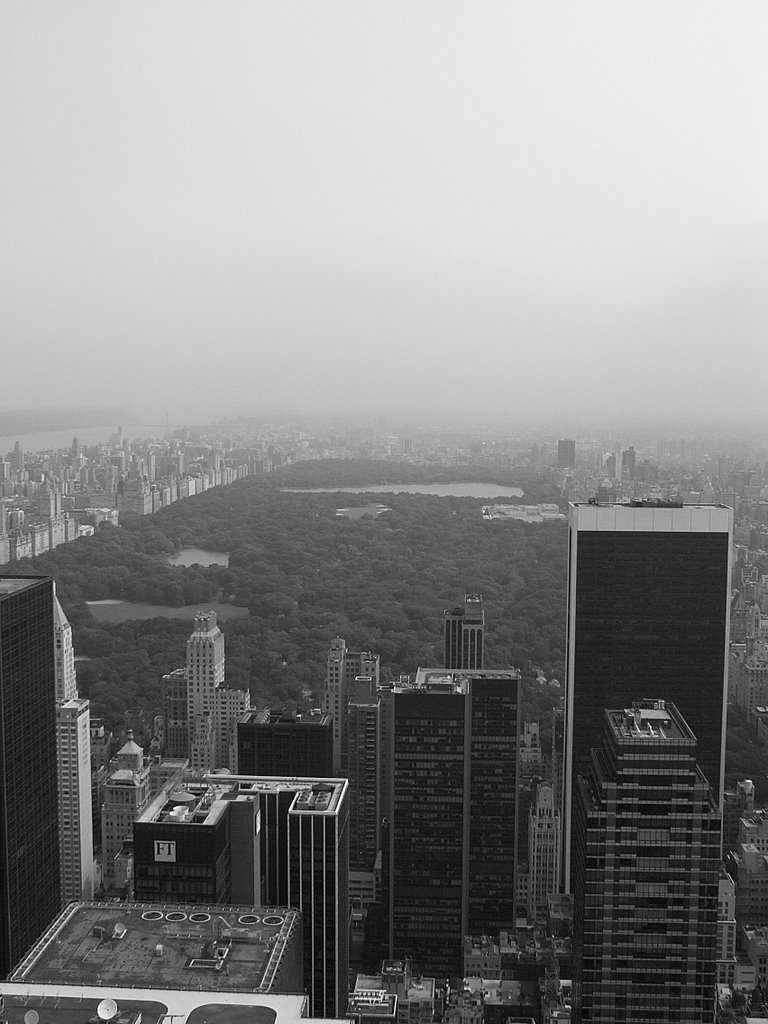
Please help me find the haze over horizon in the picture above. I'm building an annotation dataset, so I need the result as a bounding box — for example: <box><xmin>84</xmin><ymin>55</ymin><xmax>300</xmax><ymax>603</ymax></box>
<box><xmin>2</xmin><ymin>2</ymin><xmax>766</xmax><ymax>424</ymax></box>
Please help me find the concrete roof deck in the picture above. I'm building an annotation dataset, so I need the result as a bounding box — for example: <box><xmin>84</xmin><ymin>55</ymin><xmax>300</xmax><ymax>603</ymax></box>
<box><xmin>12</xmin><ymin>902</ymin><xmax>301</xmax><ymax>995</ymax></box>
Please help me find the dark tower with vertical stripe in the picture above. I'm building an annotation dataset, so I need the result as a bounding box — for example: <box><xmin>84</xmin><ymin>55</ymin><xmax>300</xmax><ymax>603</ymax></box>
<box><xmin>0</xmin><ymin>576</ymin><xmax>60</xmax><ymax>976</ymax></box>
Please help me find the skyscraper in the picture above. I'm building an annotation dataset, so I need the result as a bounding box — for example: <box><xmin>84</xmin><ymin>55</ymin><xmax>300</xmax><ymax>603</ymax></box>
<box><xmin>237</xmin><ymin>707</ymin><xmax>333</xmax><ymax>777</ymax></box>
<box><xmin>562</xmin><ymin>501</ymin><xmax>732</xmax><ymax>885</ymax></box>
<box><xmin>53</xmin><ymin>591</ymin><xmax>95</xmax><ymax>903</ymax></box>
<box><xmin>443</xmin><ymin>594</ymin><xmax>484</xmax><ymax>670</ymax></box>
<box><xmin>161</xmin><ymin>612</ymin><xmax>248</xmax><ymax>771</ymax></box>
<box><xmin>322</xmin><ymin>637</ymin><xmax>380</xmax><ymax>772</ymax></box>
<box><xmin>528</xmin><ymin>782</ymin><xmax>560</xmax><ymax>922</ymax></box>
<box><xmin>346</xmin><ymin>677</ymin><xmax>380</xmax><ymax>872</ymax></box>
<box><xmin>557</xmin><ymin>438</ymin><xmax>576</xmax><ymax>469</ymax></box>
<box><xmin>388</xmin><ymin>668</ymin><xmax>518</xmax><ymax>975</ymax></box>
<box><xmin>101</xmin><ymin>731</ymin><xmax>152</xmax><ymax>888</ymax></box>
<box><xmin>0</xmin><ymin>576</ymin><xmax>60</xmax><ymax>976</ymax></box>
<box><xmin>572</xmin><ymin>700</ymin><xmax>720</xmax><ymax>1022</ymax></box>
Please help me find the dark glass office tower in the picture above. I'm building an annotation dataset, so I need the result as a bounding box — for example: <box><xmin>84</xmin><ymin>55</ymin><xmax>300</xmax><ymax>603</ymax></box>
<box><xmin>562</xmin><ymin>502</ymin><xmax>732</xmax><ymax>886</ymax></box>
<box><xmin>388</xmin><ymin>669</ymin><xmax>518</xmax><ymax>976</ymax></box>
<box><xmin>0</xmin><ymin>576</ymin><xmax>60</xmax><ymax>976</ymax></box>
<box><xmin>572</xmin><ymin>701</ymin><xmax>720</xmax><ymax>1022</ymax></box>
<box><xmin>443</xmin><ymin>594</ymin><xmax>484</xmax><ymax>670</ymax></box>
<box><xmin>237</xmin><ymin>708</ymin><xmax>333</xmax><ymax>777</ymax></box>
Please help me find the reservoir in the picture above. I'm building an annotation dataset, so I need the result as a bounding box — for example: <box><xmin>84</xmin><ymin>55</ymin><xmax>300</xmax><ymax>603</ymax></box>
<box><xmin>167</xmin><ymin>548</ymin><xmax>229</xmax><ymax>567</ymax></box>
<box><xmin>282</xmin><ymin>483</ymin><xmax>524</xmax><ymax>499</ymax></box>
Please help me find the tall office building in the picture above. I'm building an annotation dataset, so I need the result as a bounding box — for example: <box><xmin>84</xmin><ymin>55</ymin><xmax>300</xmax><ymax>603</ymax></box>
<box><xmin>161</xmin><ymin>667</ymin><xmax>189</xmax><ymax>758</ymax></box>
<box><xmin>0</xmin><ymin>576</ymin><xmax>60</xmax><ymax>976</ymax></box>
<box><xmin>134</xmin><ymin>774</ymin><xmax>349</xmax><ymax>1018</ymax></box>
<box><xmin>528</xmin><ymin>782</ymin><xmax>560</xmax><ymax>921</ymax></box>
<box><xmin>443</xmin><ymin>594</ymin><xmax>484</xmax><ymax>670</ymax></box>
<box><xmin>161</xmin><ymin>613</ymin><xmax>248</xmax><ymax>771</ymax></box>
<box><xmin>557</xmin><ymin>438</ymin><xmax>576</xmax><ymax>469</ymax></box>
<box><xmin>562</xmin><ymin>501</ymin><xmax>732</xmax><ymax>886</ymax></box>
<box><xmin>572</xmin><ymin>701</ymin><xmax>720</xmax><ymax>1022</ymax></box>
<box><xmin>388</xmin><ymin>668</ymin><xmax>519</xmax><ymax>975</ymax></box>
<box><xmin>53</xmin><ymin>592</ymin><xmax>95</xmax><ymax>903</ymax></box>
<box><xmin>187</xmin><ymin>611</ymin><xmax>248</xmax><ymax>772</ymax></box>
<box><xmin>237</xmin><ymin>707</ymin><xmax>333</xmax><ymax>777</ymax></box>
<box><xmin>346</xmin><ymin>677</ymin><xmax>380</xmax><ymax>871</ymax></box>
<box><xmin>57</xmin><ymin>698</ymin><xmax>95</xmax><ymax>902</ymax></box>
<box><xmin>101</xmin><ymin>731</ymin><xmax>152</xmax><ymax>887</ymax></box>
<box><xmin>323</xmin><ymin>637</ymin><xmax>380</xmax><ymax>772</ymax></box>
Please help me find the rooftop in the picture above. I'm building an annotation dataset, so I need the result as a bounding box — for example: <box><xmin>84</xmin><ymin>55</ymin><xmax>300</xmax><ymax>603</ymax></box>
<box><xmin>347</xmin><ymin>992</ymin><xmax>398</xmax><ymax>1017</ymax></box>
<box><xmin>12</xmin><ymin>901</ymin><xmax>302</xmax><ymax>995</ymax></box>
<box><xmin>401</xmin><ymin>667</ymin><xmax>520</xmax><ymax>695</ymax></box>
<box><xmin>138</xmin><ymin>776</ymin><xmax>348</xmax><ymax>826</ymax></box>
<box><xmin>241</xmin><ymin>708</ymin><xmax>331</xmax><ymax>727</ymax></box>
<box><xmin>570</xmin><ymin>501</ymin><xmax>732</xmax><ymax>533</ymax></box>
<box><xmin>0</xmin><ymin>575</ymin><xmax>50</xmax><ymax>597</ymax></box>
<box><xmin>607</xmin><ymin>700</ymin><xmax>694</xmax><ymax>743</ymax></box>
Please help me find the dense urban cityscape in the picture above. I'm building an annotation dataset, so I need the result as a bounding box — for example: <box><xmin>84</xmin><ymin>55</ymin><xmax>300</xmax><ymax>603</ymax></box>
<box><xmin>3</xmin><ymin>0</ymin><xmax>763</xmax><ymax>1019</ymax></box>
<box><xmin>0</xmin><ymin>417</ymin><xmax>767</xmax><ymax>1022</ymax></box>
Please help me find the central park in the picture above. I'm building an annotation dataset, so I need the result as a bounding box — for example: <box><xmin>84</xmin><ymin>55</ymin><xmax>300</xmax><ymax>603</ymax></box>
<box><xmin>12</xmin><ymin>458</ymin><xmax>763</xmax><ymax>795</ymax></box>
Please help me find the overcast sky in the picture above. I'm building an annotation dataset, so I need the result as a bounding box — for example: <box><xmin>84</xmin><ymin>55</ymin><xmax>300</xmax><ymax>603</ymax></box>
<box><xmin>1</xmin><ymin>2</ymin><xmax>766</xmax><ymax>424</ymax></box>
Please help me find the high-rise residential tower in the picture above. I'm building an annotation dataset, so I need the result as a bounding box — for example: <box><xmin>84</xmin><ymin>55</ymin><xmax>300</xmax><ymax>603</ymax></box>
<box><xmin>443</xmin><ymin>594</ymin><xmax>484</xmax><ymax>670</ymax></box>
<box><xmin>0</xmin><ymin>576</ymin><xmax>60</xmax><ymax>976</ymax></box>
<box><xmin>388</xmin><ymin>668</ymin><xmax>518</xmax><ymax>975</ymax></box>
<box><xmin>322</xmin><ymin>637</ymin><xmax>380</xmax><ymax>772</ymax></box>
<box><xmin>562</xmin><ymin>501</ymin><xmax>732</xmax><ymax>886</ymax></box>
<box><xmin>572</xmin><ymin>700</ymin><xmax>721</xmax><ymax>1022</ymax></box>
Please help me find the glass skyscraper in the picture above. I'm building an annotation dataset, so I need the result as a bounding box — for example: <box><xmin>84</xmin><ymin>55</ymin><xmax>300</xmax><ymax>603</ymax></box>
<box><xmin>562</xmin><ymin>502</ymin><xmax>732</xmax><ymax>886</ymax></box>
<box><xmin>388</xmin><ymin>668</ymin><xmax>518</xmax><ymax>975</ymax></box>
<box><xmin>0</xmin><ymin>576</ymin><xmax>60</xmax><ymax>976</ymax></box>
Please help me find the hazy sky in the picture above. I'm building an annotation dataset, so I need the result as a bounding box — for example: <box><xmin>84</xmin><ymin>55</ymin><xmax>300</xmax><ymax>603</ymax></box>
<box><xmin>1</xmin><ymin>2</ymin><xmax>766</xmax><ymax>423</ymax></box>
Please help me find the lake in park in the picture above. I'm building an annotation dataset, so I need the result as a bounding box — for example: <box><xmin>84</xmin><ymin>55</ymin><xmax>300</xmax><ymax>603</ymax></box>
<box><xmin>282</xmin><ymin>482</ymin><xmax>524</xmax><ymax>499</ymax></box>
<box><xmin>167</xmin><ymin>548</ymin><xmax>229</xmax><ymax>567</ymax></box>
<box><xmin>86</xmin><ymin>599</ymin><xmax>248</xmax><ymax>623</ymax></box>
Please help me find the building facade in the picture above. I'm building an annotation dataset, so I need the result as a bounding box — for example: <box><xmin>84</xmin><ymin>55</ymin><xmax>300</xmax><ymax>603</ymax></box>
<box><xmin>388</xmin><ymin>669</ymin><xmax>518</xmax><ymax>975</ymax></box>
<box><xmin>562</xmin><ymin>501</ymin><xmax>732</xmax><ymax>885</ymax></box>
<box><xmin>528</xmin><ymin>782</ymin><xmax>560</xmax><ymax>921</ymax></box>
<box><xmin>346</xmin><ymin>677</ymin><xmax>381</xmax><ymax>871</ymax></box>
<box><xmin>187</xmin><ymin>611</ymin><xmax>248</xmax><ymax>772</ymax></box>
<box><xmin>0</xmin><ymin>576</ymin><xmax>61</xmax><ymax>976</ymax></box>
<box><xmin>237</xmin><ymin>707</ymin><xmax>333</xmax><ymax>777</ymax></box>
<box><xmin>161</xmin><ymin>613</ymin><xmax>248</xmax><ymax>771</ymax></box>
<box><xmin>101</xmin><ymin>732</ymin><xmax>152</xmax><ymax>887</ymax></box>
<box><xmin>572</xmin><ymin>701</ymin><xmax>721</xmax><ymax>1022</ymax></box>
<box><xmin>53</xmin><ymin>591</ymin><xmax>95</xmax><ymax>904</ymax></box>
<box><xmin>443</xmin><ymin>595</ymin><xmax>484</xmax><ymax>671</ymax></box>
<box><xmin>323</xmin><ymin>637</ymin><xmax>380</xmax><ymax>772</ymax></box>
